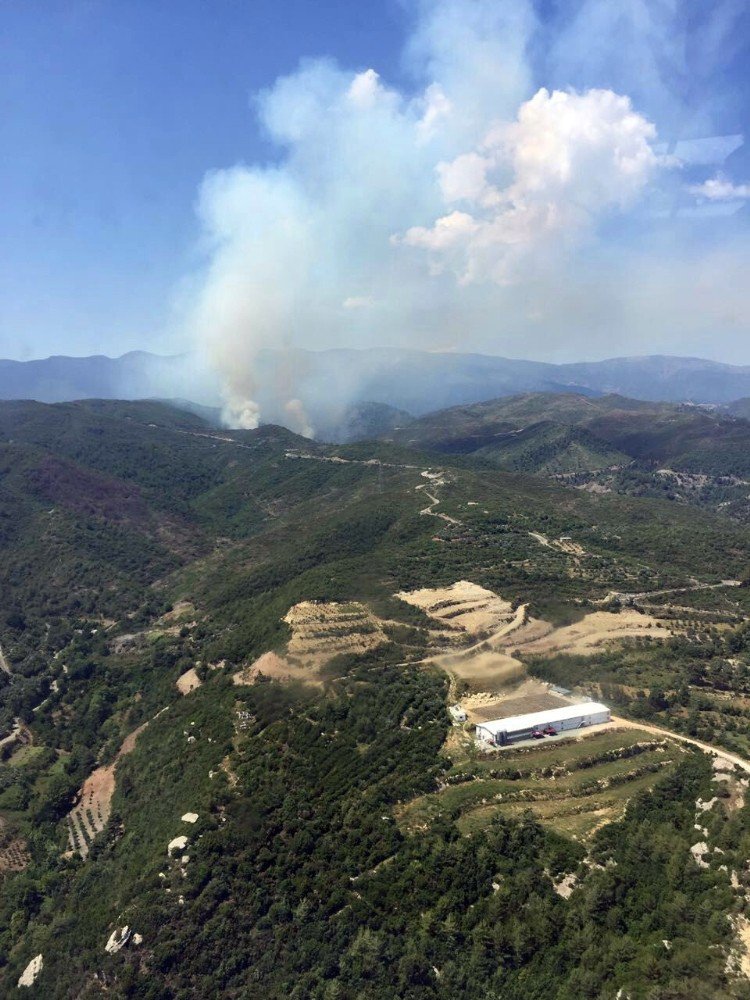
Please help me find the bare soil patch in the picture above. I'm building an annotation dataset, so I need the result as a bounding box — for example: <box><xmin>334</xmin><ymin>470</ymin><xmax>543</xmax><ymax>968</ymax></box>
<box><xmin>284</xmin><ymin>601</ymin><xmax>387</xmax><ymax>664</ymax></box>
<box><xmin>0</xmin><ymin>836</ymin><xmax>30</xmax><ymax>874</ymax></box>
<box><xmin>176</xmin><ymin>668</ymin><xmax>202</xmax><ymax>695</ymax></box>
<box><xmin>419</xmin><ymin>587</ymin><xmax>672</xmax><ymax>696</ymax></box>
<box><xmin>233</xmin><ymin>651</ymin><xmax>320</xmax><ymax>687</ymax></box>
<box><xmin>65</xmin><ymin>721</ymin><xmax>148</xmax><ymax>859</ymax></box>
<box><xmin>440</xmin><ymin>651</ymin><xmax>526</xmax><ymax>693</ymax></box>
<box><xmin>731</xmin><ymin>916</ymin><xmax>750</xmax><ymax>979</ymax></box>
<box><xmin>233</xmin><ymin>601</ymin><xmax>388</xmax><ymax>689</ymax></box>
<box><xmin>516</xmin><ymin>610</ymin><xmax>673</xmax><ymax>656</ymax></box>
<box><xmin>396</xmin><ymin>581</ymin><xmax>514</xmax><ymax>637</ymax></box>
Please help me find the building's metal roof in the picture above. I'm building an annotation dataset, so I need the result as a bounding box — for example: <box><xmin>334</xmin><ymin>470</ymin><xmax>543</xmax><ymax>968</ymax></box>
<box><xmin>476</xmin><ymin>701</ymin><xmax>609</xmax><ymax>736</ymax></box>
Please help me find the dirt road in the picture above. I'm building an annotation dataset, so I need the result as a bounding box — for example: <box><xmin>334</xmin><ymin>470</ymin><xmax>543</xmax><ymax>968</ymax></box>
<box><xmin>416</xmin><ymin>485</ymin><xmax>462</xmax><ymax>525</ymax></box>
<box><xmin>428</xmin><ymin>603</ymin><xmax>530</xmax><ymax>664</ymax></box>
<box><xmin>597</xmin><ymin>580</ymin><xmax>741</xmax><ymax>605</ymax></box>
<box><xmin>0</xmin><ymin>645</ymin><xmax>11</xmax><ymax>675</ymax></box>
<box><xmin>612</xmin><ymin>715</ymin><xmax>750</xmax><ymax>774</ymax></box>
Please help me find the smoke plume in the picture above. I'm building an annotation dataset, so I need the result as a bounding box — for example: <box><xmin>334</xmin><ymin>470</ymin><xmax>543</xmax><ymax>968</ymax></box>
<box><xmin>185</xmin><ymin>0</ymin><xmax>750</xmax><ymax>431</ymax></box>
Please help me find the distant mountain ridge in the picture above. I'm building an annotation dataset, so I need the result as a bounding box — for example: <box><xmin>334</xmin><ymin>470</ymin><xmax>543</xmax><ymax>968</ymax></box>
<box><xmin>386</xmin><ymin>392</ymin><xmax>750</xmax><ymax>477</ymax></box>
<box><xmin>3</xmin><ymin>350</ymin><xmax>750</xmax><ymax>428</ymax></box>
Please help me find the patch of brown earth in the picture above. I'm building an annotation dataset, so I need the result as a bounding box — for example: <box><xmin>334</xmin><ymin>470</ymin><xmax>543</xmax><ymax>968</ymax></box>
<box><xmin>233</xmin><ymin>651</ymin><xmax>312</xmax><ymax>686</ymax></box>
<box><xmin>469</xmin><ymin>688</ymin><xmax>570</xmax><ymax>724</ymax></box>
<box><xmin>512</xmin><ymin>610</ymin><xmax>673</xmax><ymax>658</ymax></box>
<box><xmin>176</xmin><ymin>668</ymin><xmax>202</xmax><ymax>695</ymax></box>
<box><xmin>416</xmin><ymin>587</ymin><xmax>672</xmax><ymax>694</ymax></box>
<box><xmin>729</xmin><ymin>916</ymin><xmax>750</xmax><ymax>979</ymax></box>
<box><xmin>0</xmin><ymin>836</ymin><xmax>31</xmax><ymax>874</ymax></box>
<box><xmin>65</xmin><ymin>721</ymin><xmax>148</xmax><ymax>859</ymax></box>
<box><xmin>395</xmin><ymin>581</ymin><xmax>514</xmax><ymax>636</ymax></box>
<box><xmin>283</xmin><ymin>601</ymin><xmax>387</xmax><ymax>664</ymax></box>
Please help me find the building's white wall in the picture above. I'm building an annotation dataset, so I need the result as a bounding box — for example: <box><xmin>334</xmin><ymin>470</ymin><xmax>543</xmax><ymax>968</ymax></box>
<box><xmin>477</xmin><ymin>707</ymin><xmax>610</xmax><ymax>744</ymax></box>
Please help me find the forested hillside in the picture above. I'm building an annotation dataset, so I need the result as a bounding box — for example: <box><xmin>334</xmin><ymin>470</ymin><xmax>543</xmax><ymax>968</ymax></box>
<box><xmin>383</xmin><ymin>392</ymin><xmax>750</xmax><ymax>526</ymax></box>
<box><xmin>1</xmin><ymin>400</ymin><xmax>750</xmax><ymax>998</ymax></box>
<box><xmin>387</xmin><ymin>393</ymin><xmax>750</xmax><ymax>474</ymax></box>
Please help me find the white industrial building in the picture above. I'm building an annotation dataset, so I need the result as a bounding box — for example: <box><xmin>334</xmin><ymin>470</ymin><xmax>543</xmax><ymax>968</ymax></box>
<box><xmin>475</xmin><ymin>702</ymin><xmax>610</xmax><ymax>746</ymax></box>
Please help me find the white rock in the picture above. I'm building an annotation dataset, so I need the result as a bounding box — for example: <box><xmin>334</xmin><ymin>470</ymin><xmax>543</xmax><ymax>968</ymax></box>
<box><xmin>18</xmin><ymin>955</ymin><xmax>43</xmax><ymax>988</ymax></box>
<box><xmin>132</xmin><ymin>933</ymin><xmax>143</xmax><ymax>946</ymax></box>
<box><xmin>105</xmin><ymin>926</ymin><xmax>132</xmax><ymax>954</ymax></box>
<box><xmin>713</xmin><ymin>757</ymin><xmax>734</xmax><ymax>773</ymax></box>
<box><xmin>181</xmin><ymin>812</ymin><xmax>199</xmax><ymax>824</ymax></box>
<box><xmin>690</xmin><ymin>842</ymin><xmax>710</xmax><ymax>868</ymax></box>
<box><xmin>181</xmin><ymin>855</ymin><xmax>190</xmax><ymax>864</ymax></box>
<box><xmin>168</xmin><ymin>835</ymin><xmax>188</xmax><ymax>854</ymax></box>
<box><xmin>696</xmin><ymin>797</ymin><xmax>717</xmax><ymax>813</ymax></box>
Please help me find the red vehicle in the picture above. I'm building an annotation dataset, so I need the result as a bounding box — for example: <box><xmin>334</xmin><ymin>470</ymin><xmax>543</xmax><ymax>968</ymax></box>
<box><xmin>543</xmin><ymin>726</ymin><xmax>557</xmax><ymax>736</ymax></box>
<box><xmin>531</xmin><ymin>729</ymin><xmax>545</xmax><ymax>739</ymax></box>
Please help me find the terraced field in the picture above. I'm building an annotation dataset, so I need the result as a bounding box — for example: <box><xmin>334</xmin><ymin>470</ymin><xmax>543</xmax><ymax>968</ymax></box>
<box><xmin>396</xmin><ymin>727</ymin><xmax>687</xmax><ymax>841</ymax></box>
<box><xmin>0</xmin><ymin>835</ymin><xmax>30</xmax><ymax>874</ymax></box>
<box><xmin>283</xmin><ymin>600</ymin><xmax>387</xmax><ymax>664</ymax></box>
<box><xmin>395</xmin><ymin>581</ymin><xmax>515</xmax><ymax>637</ymax></box>
<box><xmin>65</xmin><ymin>722</ymin><xmax>148</xmax><ymax>859</ymax></box>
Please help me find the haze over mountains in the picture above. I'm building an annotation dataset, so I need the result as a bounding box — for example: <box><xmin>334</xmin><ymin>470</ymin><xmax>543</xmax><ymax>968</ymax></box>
<box><xmin>4</xmin><ymin>351</ymin><xmax>750</xmax><ymax>438</ymax></box>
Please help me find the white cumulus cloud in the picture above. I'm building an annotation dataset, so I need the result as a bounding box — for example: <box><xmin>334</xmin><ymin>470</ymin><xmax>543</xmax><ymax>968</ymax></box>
<box><xmin>400</xmin><ymin>88</ymin><xmax>665</xmax><ymax>284</ymax></box>
<box><xmin>689</xmin><ymin>174</ymin><xmax>750</xmax><ymax>201</ymax></box>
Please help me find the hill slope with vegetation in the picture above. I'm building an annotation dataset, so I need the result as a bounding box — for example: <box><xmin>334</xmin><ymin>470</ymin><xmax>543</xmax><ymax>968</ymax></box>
<box><xmin>384</xmin><ymin>392</ymin><xmax>750</xmax><ymax>524</ymax></box>
<box><xmin>386</xmin><ymin>393</ymin><xmax>750</xmax><ymax>474</ymax></box>
<box><xmin>1</xmin><ymin>399</ymin><xmax>750</xmax><ymax>997</ymax></box>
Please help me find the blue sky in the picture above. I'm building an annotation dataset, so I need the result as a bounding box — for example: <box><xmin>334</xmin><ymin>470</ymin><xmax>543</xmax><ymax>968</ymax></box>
<box><xmin>1</xmin><ymin>0</ymin><xmax>749</xmax><ymax>374</ymax></box>
<box><xmin>0</xmin><ymin>0</ymin><xmax>405</xmax><ymax>358</ymax></box>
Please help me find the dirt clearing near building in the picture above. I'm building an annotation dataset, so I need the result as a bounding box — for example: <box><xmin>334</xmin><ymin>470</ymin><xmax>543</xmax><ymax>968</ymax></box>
<box><xmin>465</xmin><ymin>680</ymin><xmax>571</xmax><ymax>724</ymax></box>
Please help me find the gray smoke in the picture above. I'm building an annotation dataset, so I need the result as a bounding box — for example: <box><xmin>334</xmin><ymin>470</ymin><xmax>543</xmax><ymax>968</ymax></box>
<box><xmin>183</xmin><ymin>0</ymin><xmax>750</xmax><ymax>432</ymax></box>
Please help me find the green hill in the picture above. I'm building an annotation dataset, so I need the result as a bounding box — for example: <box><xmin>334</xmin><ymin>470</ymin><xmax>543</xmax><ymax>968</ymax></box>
<box><xmin>387</xmin><ymin>392</ymin><xmax>750</xmax><ymax>477</ymax></box>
